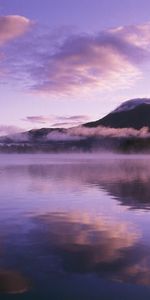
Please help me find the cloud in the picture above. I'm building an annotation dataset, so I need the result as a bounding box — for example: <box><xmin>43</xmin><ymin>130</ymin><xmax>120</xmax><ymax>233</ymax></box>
<box><xmin>29</xmin><ymin>31</ymin><xmax>143</xmax><ymax>94</ymax></box>
<box><xmin>0</xmin><ymin>15</ymin><xmax>32</xmax><ymax>77</ymax></box>
<box><xmin>1</xmin><ymin>21</ymin><xmax>150</xmax><ymax>95</ymax></box>
<box><xmin>69</xmin><ymin>125</ymin><xmax>150</xmax><ymax>138</ymax></box>
<box><xmin>51</xmin><ymin>122</ymin><xmax>84</xmax><ymax>128</ymax></box>
<box><xmin>56</xmin><ymin>115</ymin><xmax>89</xmax><ymax>122</ymax></box>
<box><xmin>23</xmin><ymin>115</ymin><xmax>53</xmax><ymax>124</ymax></box>
<box><xmin>0</xmin><ymin>125</ymin><xmax>23</xmax><ymax>137</ymax></box>
<box><xmin>40</xmin><ymin>125</ymin><xmax>150</xmax><ymax>142</ymax></box>
<box><xmin>109</xmin><ymin>23</ymin><xmax>150</xmax><ymax>49</ymax></box>
<box><xmin>51</xmin><ymin>115</ymin><xmax>90</xmax><ymax>127</ymax></box>
<box><xmin>0</xmin><ymin>15</ymin><xmax>32</xmax><ymax>46</ymax></box>
<box><xmin>46</xmin><ymin>131</ymin><xmax>82</xmax><ymax>141</ymax></box>
<box><xmin>23</xmin><ymin>115</ymin><xmax>90</xmax><ymax>127</ymax></box>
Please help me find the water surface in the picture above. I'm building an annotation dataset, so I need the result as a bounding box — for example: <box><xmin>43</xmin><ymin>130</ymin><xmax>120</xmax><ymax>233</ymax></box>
<box><xmin>0</xmin><ymin>154</ymin><xmax>150</xmax><ymax>299</ymax></box>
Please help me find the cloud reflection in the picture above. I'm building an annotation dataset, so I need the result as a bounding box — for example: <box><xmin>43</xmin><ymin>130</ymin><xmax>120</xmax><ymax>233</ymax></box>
<box><xmin>29</xmin><ymin>211</ymin><xmax>150</xmax><ymax>286</ymax></box>
<box><xmin>0</xmin><ymin>270</ymin><xmax>29</xmax><ymax>294</ymax></box>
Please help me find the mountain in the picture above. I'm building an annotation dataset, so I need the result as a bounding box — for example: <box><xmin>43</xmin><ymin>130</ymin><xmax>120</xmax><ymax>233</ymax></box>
<box><xmin>1</xmin><ymin>98</ymin><xmax>150</xmax><ymax>153</ymax></box>
<box><xmin>84</xmin><ymin>98</ymin><xmax>150</xmax><ymax>129</ymax></box>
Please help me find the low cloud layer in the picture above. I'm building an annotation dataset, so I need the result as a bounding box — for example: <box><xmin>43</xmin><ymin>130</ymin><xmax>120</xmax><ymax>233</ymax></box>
<box><xmin>2</xmin><ymin>19</ymin><xmax>150</xmax><ymax>95</ymax></box>
<box><xmin>40</xmin><ymin>126</ymin><xmax>150</xmax><ymax>142</ymax></box>
<box><xmin>69</xmin><ymin>125</ymin><xmax>150</xmax><ymax>138</ymax></box>
<box><xmin>1</xmin><ymin>124</ymin><xmax>150</xmax><ymax>141</ymax></box>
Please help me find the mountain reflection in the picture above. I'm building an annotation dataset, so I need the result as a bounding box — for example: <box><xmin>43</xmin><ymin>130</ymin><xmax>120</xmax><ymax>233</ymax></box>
<box><xmin>25</xmin><ymin>158</ymin><xmax>150</xmax><ymax>210</ymax></box>
<box><xmin>27</xmin><ymin>211</ymin><xmax>150</xmax><ymax>286</ymax></box>
<box><xmin>3</xmin><ymin>157</ymin><xmax>150</xmax><ymax>210</ymax></box>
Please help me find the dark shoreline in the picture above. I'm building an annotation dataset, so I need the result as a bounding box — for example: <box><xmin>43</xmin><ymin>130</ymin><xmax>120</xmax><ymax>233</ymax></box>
<box><xmin>1</xmin><ymin>136</ymin><xmax>150</xmax><ymax>153</ymax></box>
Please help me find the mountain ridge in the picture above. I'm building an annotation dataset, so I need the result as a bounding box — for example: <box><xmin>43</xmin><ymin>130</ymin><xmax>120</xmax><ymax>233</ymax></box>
<box><xmin>84</xmin><ymin>101</ymin><xmax>150</xmax><ymax>130</ymax></box>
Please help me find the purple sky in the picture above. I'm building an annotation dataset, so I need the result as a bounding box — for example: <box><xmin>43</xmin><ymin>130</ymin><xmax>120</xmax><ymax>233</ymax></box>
<box><xmin>0</xmin><ymin>0</ymin><xmax>150</xmax><ymax>134</ymax></box>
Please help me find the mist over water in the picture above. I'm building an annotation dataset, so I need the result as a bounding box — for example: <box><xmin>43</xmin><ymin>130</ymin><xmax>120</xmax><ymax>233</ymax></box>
<box><xmin>0</xmin><ymin>154</ymin><xmax>150</xmax><ymax>299</ymax></box>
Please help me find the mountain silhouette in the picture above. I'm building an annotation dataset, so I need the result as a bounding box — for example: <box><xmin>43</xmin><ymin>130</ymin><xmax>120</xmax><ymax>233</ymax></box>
<box><xmin>84</xmin><ymin>99</ymin><xmax>150</xmax><ymax>129</ymax></box>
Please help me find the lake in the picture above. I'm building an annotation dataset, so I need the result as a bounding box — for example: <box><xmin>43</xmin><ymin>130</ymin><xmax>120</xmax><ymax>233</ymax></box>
<box><xmin>0</xmin><ymin>154</ymin><xmax>150</xmax><ymax>299</ymax></box>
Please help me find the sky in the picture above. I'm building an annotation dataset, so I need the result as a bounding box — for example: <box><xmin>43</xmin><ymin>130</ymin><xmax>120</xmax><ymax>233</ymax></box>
<box><xmin>0</xmin><ymin>0</ymin><xmax>150</xmax><ymax>134</ymax></box>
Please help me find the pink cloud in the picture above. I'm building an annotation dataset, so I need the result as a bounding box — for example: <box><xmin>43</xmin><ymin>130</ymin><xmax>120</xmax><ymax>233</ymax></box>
<box><xmin>0</xmin><ymin>15</ymin><xmax>32</xmax><ymax>46</ymax></box>
<box><xmin>2</xmin><ymin>21</ymin><xmax>150</xmax><ymax>95</ymax></box>
<box><xmin>109</xmin><ymin>23</ymin><xmax>150</xmax><ymax>49</ymax></box>
<box><xmin>33</xmin><ymin>35</ymin><xmax>141</xmax><ymax>94</ymax></box>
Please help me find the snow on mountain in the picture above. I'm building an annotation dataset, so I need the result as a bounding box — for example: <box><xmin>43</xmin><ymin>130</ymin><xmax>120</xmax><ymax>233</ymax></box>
<box><xmin>113</xmin><ymin>98</ymin><xmax>150</xmax><ymax>113</ymax></box>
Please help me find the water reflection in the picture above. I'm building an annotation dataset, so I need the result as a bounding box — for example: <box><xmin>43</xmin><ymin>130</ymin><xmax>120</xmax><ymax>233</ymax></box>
<box><xmin>12</xmin><ymin>158</ymin><xmax>150</xmax><ymax>210</ymax></box>
<box><xmin>30</xmin><ymin>212</ymin><xmax>150</xmax><ymax>286</ymax></box>
<box><xmin>1</xmin><ymin>155</ymin><xmax>150</xmax><ymax>298</ymax></box>
<box><xmin>0</xmin><ymin>270</ymin><xmax>29</xmax><ymax>294</ymax></box>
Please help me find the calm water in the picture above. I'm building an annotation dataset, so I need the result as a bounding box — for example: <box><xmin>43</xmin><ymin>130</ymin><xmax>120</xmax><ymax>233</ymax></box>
<box><xmin>1</xmin><ymin>154</ymin><xmax>150</xmax><ymax>299</ymax></box>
